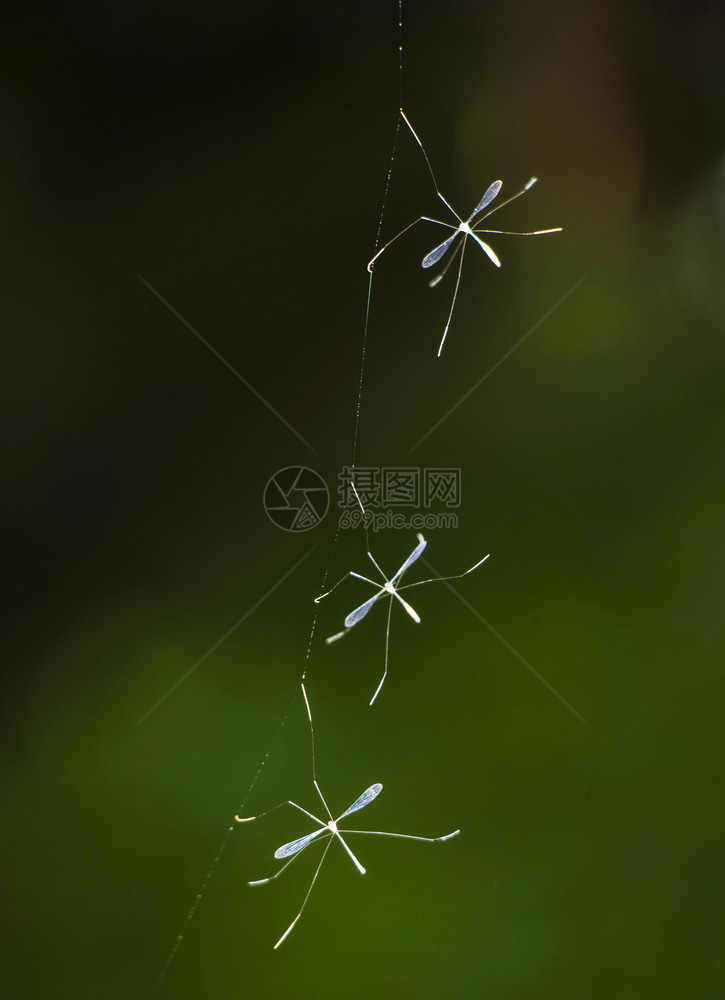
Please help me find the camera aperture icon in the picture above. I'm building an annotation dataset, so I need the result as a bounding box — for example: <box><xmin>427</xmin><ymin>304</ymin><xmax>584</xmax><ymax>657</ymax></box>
<box><xmin>264</xmin><ymin>467</ymin><xmax>329</xmax><ymax>532</ymax></box>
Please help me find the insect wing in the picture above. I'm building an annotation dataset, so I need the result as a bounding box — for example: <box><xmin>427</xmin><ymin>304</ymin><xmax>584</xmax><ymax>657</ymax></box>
<box><xmin>344</xmin><ymin>588</ymin><xmax>386</xmax><ymax>629</ymax></box>
<box><xmin>391</xmin><ymin>533</ymin><xmax>427</xmax><ymax>584</ymax></box>
<box><xmin>274</xmin><ymin>827</ymin><xmax>327</xmax><ymax>860</ymax></box>
<box><xmin>422</xmin><ymin>232</ymin><xmax>458</xmax><ymax>269</ymax></box>
<box><xmin>337</xmin><ymin>783</ymin><xmax>383</xmax><ymax>822</ymax></box>
<box><xmin>469</xmin><ymin>180</ymin><xmax>502</xmax><ymax>223</ymax></box>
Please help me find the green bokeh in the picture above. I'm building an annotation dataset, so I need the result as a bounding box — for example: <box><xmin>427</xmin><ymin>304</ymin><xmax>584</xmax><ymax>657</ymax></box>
<box><xmin>3</xmin><ymin>2</ymin><xmax>724</xmax><ymax>998</ymax></box>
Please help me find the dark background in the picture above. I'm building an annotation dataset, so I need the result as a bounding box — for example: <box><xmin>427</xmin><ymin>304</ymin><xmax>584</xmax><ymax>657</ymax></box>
<box><xmin>2</xmin><ymin>1</ymin><xmax>724</xmax><ymax>997</ymax></box>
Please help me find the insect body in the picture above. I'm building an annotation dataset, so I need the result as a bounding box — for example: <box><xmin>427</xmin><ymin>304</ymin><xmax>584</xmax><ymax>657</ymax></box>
<box><xmin>368</xmin><ymin>111</ymin><xmax>562</xmax><ymax>356</ymax></box>
<box><xmin>317</xmin><ymin>531</ymin><xmax>489</xmax><ymax>704</ymax></box>
<box><xmin>235</xmin><ymin>685</ymin><xmax>459</xmax><ymax>949</ymax></box>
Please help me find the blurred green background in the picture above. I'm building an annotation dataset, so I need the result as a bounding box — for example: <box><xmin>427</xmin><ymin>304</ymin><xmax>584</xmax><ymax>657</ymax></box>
<box><xmin>3</xmin><ymin>1</ymin><xmax>724</xmax><ymax>997</ymax></box>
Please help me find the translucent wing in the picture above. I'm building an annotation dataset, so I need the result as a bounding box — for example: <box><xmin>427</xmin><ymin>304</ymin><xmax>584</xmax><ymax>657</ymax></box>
<box><xmin>344</xmin><ymin>588</ymin><xmax>386</xmax><ymax>629</ymax></box>
<box><xmin>422</xmin><ymin>232</ymin><xmax>459</xmax><ymax>269</ymax></box>
<box><xmin>469</xmin><ymin>180</ymin><xmax>502</xmax><ymax>223</ymax></box>
<box><xmin>274</xmin><ymin>826</ymin><xmax>328</xmax><ymax>860</ymax></box>
<box><xmin>391</xmin><ymin>533</ymin><xmax>427</xmax><ymax>584</ymax></box>
<box><xmin>337</xmin><ymin>783</ymin><xmax>383</xmax><ymax>822</ymax></box>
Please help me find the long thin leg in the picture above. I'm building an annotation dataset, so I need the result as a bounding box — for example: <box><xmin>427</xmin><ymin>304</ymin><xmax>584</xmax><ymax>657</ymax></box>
<box><xmin>397</xmin><ymin>553</ymin><xmax>490</xmax><ymax>592</ymax></box>
<box><xmin>300</xmin><ymin>683</ymin><xmax>335</xmax><ymax>823</ymax></box>
<box><xmin>325</xmin><ymin>628</ymin><xmax>349</xmax><ymax>644</ymax></box>
<box><xmin>273</xmin><ymin>838</ymin><xmax>334</xmax><ymax>950</ymax></box>
<box><xmin>316</xmin><ymin>482</ymin><xmax>380</xmax><ymax>607</ymax></box>
<box><xmin>234</xmin><ymin>798</ymin><xmax>326</xmax><ymax>828</ymax></box>
<box><xmin>400</xmin><ymin>109</ymin><xmax>459</xmax><ymax>220</ymax></box>
<box><xmin>369</xmin><ymin>597</ymin><xmax>394</xmax><ymax>706</ymax></box>
<box><xmin>341</xmin><ymin>828</ymin><xmax>461</xmax><ymax>842</ymax></box>
<box><xmin>314</xmin><ymin>569</ymin><xmax>381</xmax><ymax>604</ymax></box>
<box><xmin>350</xmin><ymin>570</ymin><xmax>383</xmax><ymax>587</ymax></box>
<box><xmin>472</xmin><ymin>176</ymin><xmax>538</xmax><ymax>225</ymax></box>
<box><xmin>428</xmin><ymin>237</ymin><xmax>464</xmax><ymax>288</ymax></box>
<box><xmin>473</xmin><ymin>227</ymin><xmax>563</xmax><ymax>237</ymax></box>
<box><xmin>314</xmin><ymin>571</ymin><xmax>356</xmax><ymax>605</ymax></box>
<box><xmin>366</xmin><ymin>550</ymin><xmax>390</xmax><ymax>584</ymax></box>
<box><xmin>437</xmin><ymin>238</ymin><xmax>467</xmax><ymax>357</ymax></box>
<box><xmin>314</xmin><ymin>786</ymin><xmax>332</xmax><ymax>820</ymax></box>
<box><xmin>248</xmin><ymin>834</ymin><xmax>331</xmax><ymax>886</ymax></box>
<box><xmin>367</xmin><ymin>216</ymin><xmax>456</xmax><ymax>272</ymax></box>
<box><xmin>321</xmin><ymin>483</ymin><xmax>389</xmax><ymax>606</ymax></box>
